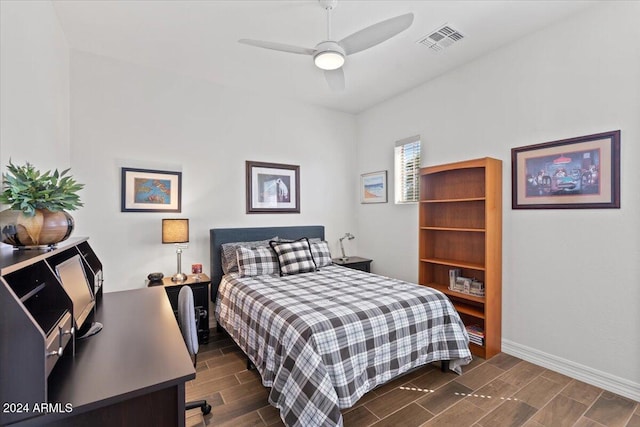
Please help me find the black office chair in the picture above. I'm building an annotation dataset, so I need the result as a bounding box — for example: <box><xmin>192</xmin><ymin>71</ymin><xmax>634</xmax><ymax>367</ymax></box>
<box><xmin>178</xmin><ymin>286</ymin><xmax>212</xmax><ymax>415</ymax></box>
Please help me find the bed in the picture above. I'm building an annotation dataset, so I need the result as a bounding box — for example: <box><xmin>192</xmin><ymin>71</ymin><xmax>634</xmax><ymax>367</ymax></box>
<box><xmin>210</xmin><ymin>226</ymin><xmax>471</xmax><ymax>427</ymax></box>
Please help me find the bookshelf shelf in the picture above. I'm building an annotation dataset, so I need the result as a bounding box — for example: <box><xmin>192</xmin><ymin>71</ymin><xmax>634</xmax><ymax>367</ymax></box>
<box><xmin>420</xmin><ymin>197</ymin><xmax>486</xmax><ymax>203</ymax></box>
<box><xmin>420</xmin><ymin>258</ymin><xmax>485</xmax><ymax>271</ymax></box>
<box><xmin>420</xmin><ymin>226</ymin><xmax>485</xmax><ymax>233</ymax></box>
<box><xmin>468</xmin><ymin>341</ymin><xmax>485</xmax><ymax>354</ymax></box>
<box><xmin>426</xmin><ymin>282</ymin><xmax>485</xmax><ymax>304</ymax></box>
<box><xmin>452</xmin><ymin>303</ymin><xmax>485</xmax><ymax>319</ymax></box>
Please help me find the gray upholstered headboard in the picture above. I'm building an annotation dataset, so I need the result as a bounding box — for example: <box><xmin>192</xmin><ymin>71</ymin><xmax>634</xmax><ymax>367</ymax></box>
<box><xmin>209</xmin><ymin>225</ymin><xmax>325</xmax><ymax>303</ymax></box>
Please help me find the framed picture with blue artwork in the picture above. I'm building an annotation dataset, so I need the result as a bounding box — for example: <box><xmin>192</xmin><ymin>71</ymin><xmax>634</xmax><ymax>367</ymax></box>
<box><xmin>121</xmin><ymin>167</ymin><xmax>182</xmax><ymax>212</ymax></box>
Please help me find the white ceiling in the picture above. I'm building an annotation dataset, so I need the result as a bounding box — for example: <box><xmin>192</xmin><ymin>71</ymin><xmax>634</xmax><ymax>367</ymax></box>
<box><xmin>52</xmin><ymin>0</ymin><xmax>597</xmax><ymax>114</ymax></box>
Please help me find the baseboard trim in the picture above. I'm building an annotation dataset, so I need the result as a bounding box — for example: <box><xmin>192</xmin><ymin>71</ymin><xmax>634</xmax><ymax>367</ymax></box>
<box><xmin>502</xmin><ymin>339</ymin><xmax>640</xmax><ymax>402</ymax></box>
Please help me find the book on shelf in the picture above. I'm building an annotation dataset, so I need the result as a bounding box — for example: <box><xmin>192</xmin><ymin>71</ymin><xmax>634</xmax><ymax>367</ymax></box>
<box><xmin>469</xmin><ymin>280</ymin><xmax>485</xmax><ymax>297</ymax></box>
<box><xmin>465</xmin><ymin>324</ymin><xmax>485</xmax><ymax>346</ymax></box>
<box><xmin>448</xmin><ymin>271</ymin><xmax>485</xmax><ymax>297</ymax></box>
<box><xmin>469</xmin><ymin>336</ymin><xmax>484</xmax><ymax>346</ymax></box>
<box><xmin>449</xmin><ymin>268</ymin><xmax>461</xmax><ymax>289</ymax></box>
<box><xmin>465</xmin><ymin>324</ymin><xmax>484</xmax><ymax>337</ymax></box>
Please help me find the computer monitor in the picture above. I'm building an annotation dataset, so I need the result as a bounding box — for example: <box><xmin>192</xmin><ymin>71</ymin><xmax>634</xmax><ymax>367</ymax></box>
<box><xmin>55</xmin><ymin>255</ymin><xmax>97</xmax><ymax>336</ymax></box>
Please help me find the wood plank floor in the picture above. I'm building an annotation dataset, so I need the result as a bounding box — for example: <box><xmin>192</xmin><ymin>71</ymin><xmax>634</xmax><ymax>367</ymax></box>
<box><xmin>186</xmin><ymin>329</ymin><xmax>639</xmax><ymax>427</ymax></box>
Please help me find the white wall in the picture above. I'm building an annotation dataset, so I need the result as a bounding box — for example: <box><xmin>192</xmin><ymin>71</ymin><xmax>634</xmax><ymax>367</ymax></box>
<box><xmin>356</xmin><ymin>2</ymin><xmax>640</xmax><ymax>399</ymax></box>
<box><xmin>0</xmin><ymin>0</ymin><xmax>70</xmax><ymax>172</ymax></box>
<box><xmin>69</xmin><ymin>51</ymin><xmax>357</xmax><ymax>291</ymax></box>
<box><xmin>2</xmin><ymin>0</ymin><xmax>638</xmax><ymax>402</ymax></box>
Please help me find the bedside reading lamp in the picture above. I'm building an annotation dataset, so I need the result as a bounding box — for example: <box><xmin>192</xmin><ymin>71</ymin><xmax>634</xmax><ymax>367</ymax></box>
<box><xmin>162</xmin><ymin>219</ymin><xmax>189</xmax><ymax>282</ymax></box>
<box><xmin>339</xmin><ymin>232</ymin><xmax>355</xmax><ymax>261</ymax></box>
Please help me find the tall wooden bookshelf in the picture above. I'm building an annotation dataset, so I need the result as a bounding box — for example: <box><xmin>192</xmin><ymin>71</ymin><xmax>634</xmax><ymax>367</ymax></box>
<box><xmin>419</xmin><ymin>157</ymin><xmax>502</xmax><ymax>359</ymax></box>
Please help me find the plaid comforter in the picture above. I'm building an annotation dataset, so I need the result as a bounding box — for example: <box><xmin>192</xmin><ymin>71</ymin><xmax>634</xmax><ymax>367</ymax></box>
<box><xmin>215</xmin><ymin>265</ymin><xmax>471</xmax><ymax>427</ymax></box>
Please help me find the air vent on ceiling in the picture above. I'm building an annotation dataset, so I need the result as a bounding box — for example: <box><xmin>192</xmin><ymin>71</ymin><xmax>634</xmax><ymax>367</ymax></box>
<box><xmin>418</xmin><ymin>24</ymin><xmax>465</xmax><ymax>52</ymax></box>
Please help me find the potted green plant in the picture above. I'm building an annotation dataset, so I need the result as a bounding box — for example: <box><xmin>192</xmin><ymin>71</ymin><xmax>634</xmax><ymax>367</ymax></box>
<box><xmin>0</xmin><ymin>160</ymin><xmax>84</xmax><ymax>247</ymax></box>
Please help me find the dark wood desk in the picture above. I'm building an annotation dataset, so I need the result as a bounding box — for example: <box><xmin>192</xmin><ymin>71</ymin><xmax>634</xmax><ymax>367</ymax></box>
<box><xmin>13</xmin><ymin>287</ymin><xmax>195</xmax><ymax>426</ymax></box>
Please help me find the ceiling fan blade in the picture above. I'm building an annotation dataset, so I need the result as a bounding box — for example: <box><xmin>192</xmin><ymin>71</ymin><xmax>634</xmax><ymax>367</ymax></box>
<box><xmin>339</xmin><ymin>13</ymin><xmax>414</xmax><ymax>56</ymax></box>
<box><xmin>238</xmin><ymin>39</ymin><xmax>315</xmax><ymax>56</ymax></box>
<box><xmin>324</xmin><ymin>68</ymin><xmax>345</xmax><ymax>91</ymax></box>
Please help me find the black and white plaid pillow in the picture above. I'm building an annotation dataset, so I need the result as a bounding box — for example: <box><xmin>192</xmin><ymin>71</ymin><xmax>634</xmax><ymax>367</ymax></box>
<box><xmin>311</xmin><ymin>241</ymin><xmax>332</xmax><ymax>268</ymax></box>
<box><xmin>269</xmin><ymin>238</ymin><xmax>317</xmax><ymax>276</ymax></box>
<box><xmin>279</xmin><ymin>237</ymin><xmax>321</xmax><ymax>244</ymax></box>
<box><xmin>236</xmin><ymin>246</ymin><xmax>279</xmax><ymax>277</ymax></box>
<box><xmin>220</xmin><ymin>237</ymin><xmax>277</xmax><ymax>274</ymax></box>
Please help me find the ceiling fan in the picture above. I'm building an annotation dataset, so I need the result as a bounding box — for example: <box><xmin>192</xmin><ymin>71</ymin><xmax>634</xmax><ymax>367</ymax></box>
<box><xmin>239</xmin><ymin>0</ymin><xmax>414</xmax><ymax>91</ymax></box>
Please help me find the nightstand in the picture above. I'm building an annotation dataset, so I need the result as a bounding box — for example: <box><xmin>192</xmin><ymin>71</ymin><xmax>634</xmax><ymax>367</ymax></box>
<box><xmin>332</xmin><ymin>256</ymin><xmax>372</xmax><ymax>273</ymax></box>
<box><xmin>150</xmin><ymin>274</ymin><xmax>211</xmax><ymax>344</ymax></box>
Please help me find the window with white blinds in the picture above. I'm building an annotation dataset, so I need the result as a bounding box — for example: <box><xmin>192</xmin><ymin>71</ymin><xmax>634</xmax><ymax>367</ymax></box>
<box><xmin>394</xmin><ymin>136</ymin><xmax>421</xmax><ymax>203</ymax></box>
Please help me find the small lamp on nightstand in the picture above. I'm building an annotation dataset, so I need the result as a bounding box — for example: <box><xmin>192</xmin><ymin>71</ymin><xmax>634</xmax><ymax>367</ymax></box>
<box><xmin>339</xmin><ymin>232</ymin><xmax>355</xmax><ymax>261</ymax></box>
<box><xmin>162</xmin><ymin>218</ymin><xmax>189</xmax><ymax>282</ymax></box>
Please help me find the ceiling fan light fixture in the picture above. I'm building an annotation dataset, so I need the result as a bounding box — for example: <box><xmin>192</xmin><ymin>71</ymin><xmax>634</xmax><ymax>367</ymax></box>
<box><xmin>314</xmin><ymin>50</ymin><xmax>345</xmax><ymax>70</ymax></box>
<box><xmin>313</xmin><ymin>41</ymin><xmax>345</xmax><ymax>70</ymax></box>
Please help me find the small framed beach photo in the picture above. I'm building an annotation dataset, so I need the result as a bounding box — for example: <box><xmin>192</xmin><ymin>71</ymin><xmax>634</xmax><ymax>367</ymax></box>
<box><xmin>360</xmin><ymin>170</ymin><xmax>388</xmax><ymax>204</ymax></box>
